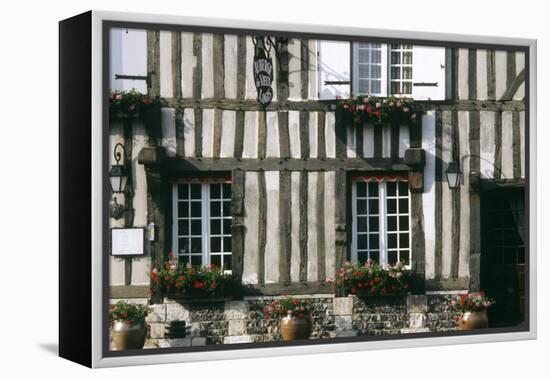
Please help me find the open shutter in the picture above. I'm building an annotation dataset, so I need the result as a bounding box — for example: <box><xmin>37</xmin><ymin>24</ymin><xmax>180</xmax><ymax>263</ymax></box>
<box><xmin>109</xmin><ymin>28</ymin><xmax>147</xmax><ymax>93</ymax></box>
<box><xmin>318</xmin><ymin>40</ymin><xmax>351</xmax><ymax>100</ymax></box>
<box><xmin>411</xmin><ymin>46</ymin><xmax>446</xmax><ymax>100</ymax></box>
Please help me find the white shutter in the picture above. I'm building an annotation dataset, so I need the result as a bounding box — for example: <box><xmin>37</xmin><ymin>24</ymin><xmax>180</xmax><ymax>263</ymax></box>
<box><xmin>318</xmin><ymin>40</ymin><xmax>351</xmax><ymax>100</ymax></box>
<box><xmin>411</xmin><ymin>46</ymin><xmax>446</xmax><ymax>100</ymax></box>
<box><xmin>109</xmin><ymin>28</ymin><xmax>147</xmax><ymax>93</ymax></box>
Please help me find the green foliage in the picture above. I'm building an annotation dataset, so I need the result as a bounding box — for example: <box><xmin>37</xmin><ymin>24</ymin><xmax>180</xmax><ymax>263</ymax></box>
<box><xmin>447</xmin><ymin>292</ymin><xmax>495</xmax><ymax>314</ymax></box>
<box><xmin>109</xmin><ymin>300</ymin><xmax>151</xmax><ymax>325</ymax></box>
<box><xmin>336</xmin><ymin>95</ymin><xmax>418</xmax><ymax>126</ymax></box>
<box><xmin>109</xmin><ymin>89</ymin><xmax>162</xmax><ymax>117</ymax></box>
<box><xmin>333</xmin><ymin>260</ymin><xmax>411</xmax><ymax>296</ymax></box>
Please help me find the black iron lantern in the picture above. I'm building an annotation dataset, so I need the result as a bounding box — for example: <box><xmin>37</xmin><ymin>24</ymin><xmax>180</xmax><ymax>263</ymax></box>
<box><xmin>445</xmin><ymin>161</ymin><xmax>462</xmax><ymax>189</ymax></box>
<box><xmin>109</xmin><ymin>143</ymin><xmax>129</xmax><ymax>194</ymax></box>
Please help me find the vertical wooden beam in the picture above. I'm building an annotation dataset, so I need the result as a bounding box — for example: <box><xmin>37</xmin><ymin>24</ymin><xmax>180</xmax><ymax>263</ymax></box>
<box><xmin>212</xmin><ymin>34</ymin><xmax>225</xmax><ymax>99</ymax></box>
<box><xmin>487</xmin><ymin>50</ymin><xmax>496</xmax><ymax>101</ymax></box>
<box><xmin>335</xmin><ymin>110</ymin><xmax>347</xmax><ymax>158</ymax></box>
<box><xmin>468</xmin><ymin>48</ymin><xmax>477</xmax><ymax>100</ymax></box>
<box><xmin>355</xmin><ymin>122</ymin><xmax>363</xmax><ymax>159</ymax></box>
<box><xmin>469</xmin><ymin>111</ymin><xmax>481</xmax><ymax>291</ymax></box>
<box><xmin>434</xmin><ymin>111</ymin><xmax>443</xmax><ymax>279</ymax></box>
<box><xmin>451</xmin><ymin>111</ymin><xmax>461</xmax><ymax>278</ymax></box>
<box><xmin>258</xmin><ymin>171</ymin><xmax>267</xmax><ymax>284</ymax></box>
<box><xmin>494</xmin><ymin>110</ymin><xmax>503</xmax><ymax>179</ymax></box>
<box><xmin>409</xmin><ymin>117</ymin><xmax>424</xmax><ymax>276</ymax></box>
<box><xmin>171</xmin><ymin>31</ymin><xmax>182</xmax><ymax>98</ymax></box>
<box><xmin>278</xmin><ymin>111</ymin><xmax>290</xmax><ymax>159</ymax></box>
<box><xmin>299</xmin><ymin>111</ymin><xmax>310</xmax><ymax>159</ymax></box>
<box><xmin>390</xmin><ymin>119</ymin><xmax>400</xmax><ymax>160</ymax></box>
<box><xmin>192</xmin><ymin>33</ymin><xmax>202</xmax><ymax>99</ymax></box>
<box><xmin>453</xmin><ymin>48</ymin><xmax>459</xmax><ymax>101</ymax></box>
<box><xmin>258</xmin><ymin>111</ymin><xmax>267</xmax><ymax>160</ymax></box>
<box><xmin>236</xmin><ymin>35</ymin><xmax>247</xmax><ymax>99</ymax></box>
<box><xmin>318</xmin><ymin>111</ymin><xmax>327</xmax><ymax>159</ymax></box>
<box><xmin>175</xmin><ymin>108</ymin><xmax>185</xmax><ymax>157</ymax></box>
<box><xmin>123</xmin><ymin>118</ymin><xmax>133</xmax><ymax>286</ymax></box>
<box><xmin>234</xmin><ymin>111</ymin><xmax>245</xmax><ymax>159</ymax></box>
<box><xmin>512</xmin><ymin>111</ymin><xmax>521</xmax><ymax>179</ymax></box>
<box><xmin>194</xmin><ymin>109</ymin><xmax>203</xmax><ymax>158</ymax></box>
<box><xmin>279</xmin><ymin>171</ymin><xmax>292</xmax><ymax>285</ymax></box>
<box><xmin>147</xmin><ymin>30</ymin><xmax>161</xmax><ymax>97</ymax></box>
<box><xmin>334</xmin><ymin>169</ymin><xmax>347</xmax><ymax>277</ymax></box>
<box><xmin>300</xmin><ymin>39</ymin><xmax>309</xmax><ymax>100</ymax></box>
<box><xmin>299</xmin><ymin>170</ymin><xmax>308</xmax><ymax>282</ymax></box>
<box><xmin>316</xmin><ymin>171</ymin><xmax>326</xmax><ymax>282</ymax></box>
<box><xmin>231</xmin><ymin>169</ymin><xmax>245</xmax><ymax>278</ymax></box>
<box><xmin>506</xmin><ymin>51</ymin><xmax>517</xmax><ymax>98</ymax></box>
<box><xmin>213</xmin><ymin>108</ymin><xmax>222</xmax><ymax>158</ymax></box>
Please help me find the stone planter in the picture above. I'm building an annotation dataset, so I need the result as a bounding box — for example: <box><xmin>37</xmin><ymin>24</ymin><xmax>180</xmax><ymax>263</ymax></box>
<box><xmin>111</xmin><ymin>319</ymin><xmax>147</xmax><ymax>350</ymax></box>
<box><xmin>280</xmin><ymin>316</ymin><xmax>311</xmax><ymax>341</ymax></box>
<box><xmin>458</xmin><ymin>310</ymin><xmax>488</xmax><ymax>331</ymax></box>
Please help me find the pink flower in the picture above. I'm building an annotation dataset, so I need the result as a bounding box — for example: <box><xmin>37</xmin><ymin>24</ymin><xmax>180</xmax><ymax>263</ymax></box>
<box><xmin>115</xmin><ymin>94</ymin><xmax>123</xmax><ymax>100</ymax></box>
<box><xmin>411</xmin><ymin>113</ymin><xmax>417</xmax><ymax>120</ymax></box>
<box><xmin>403</xmin><ymin>107</ymin><xmax>410</xmax><ymax>112</ymax></box>
<box><xmin>375</xmin><ymin>102</ymin><xmax>382</xmax><ymax>108</ymax></box>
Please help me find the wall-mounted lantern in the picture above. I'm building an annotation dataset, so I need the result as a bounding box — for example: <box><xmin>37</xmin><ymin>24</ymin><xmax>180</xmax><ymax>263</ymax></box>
<box><xmin>109</xmin><ymin>143</ymin><xmax>132</xmax><ymax>220</ymax></box>
<box><xmin>445</xmin><ymin>161</ymin><xmax>462</xmax><ymax>190</ymax></box>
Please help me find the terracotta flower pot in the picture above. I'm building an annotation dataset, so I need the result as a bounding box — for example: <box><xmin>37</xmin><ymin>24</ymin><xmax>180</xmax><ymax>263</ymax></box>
<box><xmin>458</xmin><ymin>310</ymin><xmax>488</xmax><ymax>331</ymax></box>
<box><xmin>111</xmin><ymin>319</ymin><xmax>147</xmax><ymax>350</ymax></box>
<box><xmin>280</xmin><ymin>316</ymin><xmax>311</xmax><ymax>341</ymax></box>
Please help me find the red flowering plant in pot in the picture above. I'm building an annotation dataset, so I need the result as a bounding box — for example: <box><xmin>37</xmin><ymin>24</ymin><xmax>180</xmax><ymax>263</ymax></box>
<box><xmin>148</xmin><ymin>253</ymin><xmax>236</xmax><ymax>300</ymax></box>
<box><xmin>109</xmin><ymin>300</ymin><xmax>151</xmax><ymax>350</ymax></box>
<box><xmin>263</xmin><ymin>296</ymin><xmax>314</xmax><ymax>341</ymax></box>
<box><xmin>447</xmin><ymin>291</ymin><xmax>495</xmax><ymax>331</ymax></box>
<box><xmin>332</xmin><ymin>259</ymin><xmax>411</xmax><ymax>297</ymax></box>
<box><xmin>336</xmin><ymin>95</ymin><xmax>418</xmax><ymax>126</ymax></box>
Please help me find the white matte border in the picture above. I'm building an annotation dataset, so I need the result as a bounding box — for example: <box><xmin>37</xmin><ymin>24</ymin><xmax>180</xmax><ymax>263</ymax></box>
<box><xmin>91</xmin><ymin>10</ymin><xmax>537</xmax><ymax>368</ymax></box>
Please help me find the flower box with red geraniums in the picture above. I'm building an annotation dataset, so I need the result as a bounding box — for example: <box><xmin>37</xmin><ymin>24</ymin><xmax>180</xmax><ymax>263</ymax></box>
<box><xmin>109</xmin><ymin>89</ymin><xmax>163</xmax><ymax>118</ymax></box>
<box><xmin>109</xmin><ymin>300</ymin><xmax>151</xmax><ymax>326</ymax></box>
<box><xmin>336</xmin><ymin>95</ymin><xmax>418</xmax><ymax>126</ymax></box>
<box><xmin>447</xmin><ymin>292</ymin><xmax>495</xmax><ymax>319</ymax></box>
<box><xmin>262</xmin><ymin>296</ymin><xmax>314</xmax><ymax>320</ymax></box>
<box><xmin>148</xmin><ymin>253</ymin><xmax>238</xmax><ymax>300</ymax></box>
<box><xmin>331</xmin><ymin>260</ymin><xmax>411</xmax><ymax>297</ymax></box>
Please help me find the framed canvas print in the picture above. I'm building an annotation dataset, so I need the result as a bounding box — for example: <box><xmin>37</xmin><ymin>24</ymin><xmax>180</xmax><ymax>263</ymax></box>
<box><xmin>59</xmin><ymin>10</ymin><xmax>537</xmax><ymax>368</ymax></box>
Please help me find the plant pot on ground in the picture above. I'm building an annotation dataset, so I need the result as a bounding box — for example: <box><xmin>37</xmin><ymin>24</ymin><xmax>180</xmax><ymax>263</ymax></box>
<box><xmin>109</xmin><ymin>300</ymin><xmax>151</xmax><ymax>350</ymax></box>
<box><xmin>447</xmin><ymin>291</ymin><xmax>495</xmax><ymax>331</ymax></box>
<box><xmin>263</xmin><ymin>296</ymin><xmax>313</xmax><ymax>341</ymax></box>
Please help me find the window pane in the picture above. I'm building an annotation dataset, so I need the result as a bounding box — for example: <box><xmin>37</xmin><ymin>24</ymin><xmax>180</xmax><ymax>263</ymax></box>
<box><xmin>191</xmin><ymin>238</ymin><xmax>202</xmax><ymax>254</ymax></box>
<box><xmin>178</xmin><ymin>184</ymin><xmax>189</xmax><ymax>199</ymax></box>
<box><xmin>391</xmin><ymin>81</ymin><xmax>400</xmax><ymax>94</ymax></box>
<box><xmin>357</xmin><ymin>199</ymin><xmax>367</xmax><ymax>215</ymax></box>
<box><xmin>390</xmin><ymin>43</ymin><xmax>399</xmax><ymax>49</ymax></box>
<box><xmin>210</xmin><ymin>201</ymin><xmax>221</xmax><ymax>217</ymax></box>
<box><xmin>391</xmin><ymin>52</ymin><xmax>400</xmax><ymax>64</ymax></box>
<box><xmin>211</xmin><ymin>237</ymin><xmax>221</xmax><ymax>253</ymax></box>
<box><xmin>191</xmin><ymin>255</ymin><xmax>202</xmax><ymax>266</ymax></box>
<box><xmin>190</xmin><ymin>220</ymin><xmax>202</xmax><ymax>235</ymax></box>
<box><xmin>223</xmin><ymin>184</ymin><xmax>231</xmax><ymax>199</ymax></box>
<box><xmin>223</xmin><ymin>201</ymin><xmax>231</xmax><ymax>217</ymax></box>
<box><xmin>369</xmin><ymin>234</ymin><xmax>379</xmax><ymax>249</ymax></box>
<box><xmin>403</xmin><ymin>51</ymin><xmax>413</xmax><ymax>64</ymax></box>
<box><xmin>358</xmin><ymin>234</ymin><xmax>368</xmax><ymax>249</ymax></box>
<box><xmin>210</xmin><ymin>184</ymin><xmax>221</xmax><ymax>199</ymax></box>
<box><xmin>399</xmin><ymin>233</ymin><xmax>409</xmax><ymax>248</ymax></box>
<box><xmin>371</xmin><ymin>80</ymin><xmax>381</xmax><ymax>94</ymax></box>
<box><xmin>211</xmin><ymin>254</ymin><xmax>221</xmax><ymax>267</ymax></box>
<box><xmin>388</xmin><ymin>251</ymin><xmax>398</xmax><ymax>265</ymax></box>
<box><xmin>401</xmin><ymin>252</ymin><xmax>410</xmax><ymax>266</ymax></box>
<box><xmin>178</xmin><ymin>220</ymin><xmax>189</xmax><ymax>236</ymax></box>
<box><xmin>358</xmin><ymin>64</ymin><xmax>369</xmax><ymax>78</ymax></box>
<box><xmin>387</xmin><ymin>199</ymin><xmax>397</xmax><ymax>214</ymax></box>
<box><xmin>369</xmin><ymin>216</ymin><xmax>379</xmax><ymax>232</ymax></box>
<box><xmin>191</xmin><ymin>184</ymin><xmax>201</xmax><ymax>199</ymax></box>
<box><xmin>357</xmin><ymin>216</ymin><xmax>368</xmax><ymax>232</ymax></box>
<box><xmin>371</xmin><ymin>49</ymin><xmax>381</xmax><ymax>63</ymax></box>
<box><xmin>224</xmin><ymin>255</ymin><xmax>232</xmax><ymax>269</ymax></box>
<box><xmin>358</xmin><ymin>252</ymin><xmax>369</xmax><ymax>265</ymax></box>
<box><xmin>356</xmin><ymin>182</ymin><xmax>367</xmax><ymax>197</ymax></box>
<box><xmin>223</xmin><ymin>219</ymin><xmax>232</xmax><ymax>234</ymax></box>
<box><xmin>403</xmin><ymin>66</ymin><xmax>412</xmax><ymax>79</ymax></box>
<box><xmin>368</xmin><ymin>182</ymin><xmax>379</xmax><ymax>196</ymax></box>
<box><xmin>178</xmin><ymin>238</ymin><xmax>189</xmax><ymax>255</ymax></box>
<box><xmin>403</xmin><ymin>82</ymin><xmax>412</xmax><ymax>94</ymax></box>
<box><xmin>391</xmin><ymin>66</ymin><xmax>400</xmax><ymax>80</ymax></box>
<box><xmin>387</xmin><ymin>216</ymin><xmax>397</xmax><ymax>232</ymax></box>
<box><xmin>191</xmin><ymin>202</ymin><xmax>202</xmax><ymax>217</ymax></box>
<box><xmin>369</xmin><ymin>251</ymin><xmax>380</xmax><ymax>263</ymax></box>
<box><xmin>358</xmin><ymin>79</ymin><xmax>369</xmax><ymax>94</ymax></box>
<box><xmin>371</xmin><ymin>43</ymin><xmax>381</xmax><ymax>49</ymax></box>
<box><xmin>178</xmin><ymin>255</ymin><xmax>189</xmax><ymax>265</ymax></box>
<box><xmin>210</xmin><ymin>219</ymin><xmax>221</xmax><ymax>235</ymax></box>
<box><xmin>388</xmin><ymin>233</ymin><xmax>397</xmax><ymax>249</ymax></box>
<box><xmin>358</xmin><ymin>48</ymin><xmax>369</xmax><ymax>62</ymax></box>
<box><xmin>398</xmin><ymin>181</ymin><xmax>408</xmax><ymax>194</ymax></box>
<box><xmin>224</xmin><ymin>237</ymin><xmax>232</xmax><ymax>252</ymax></box>
<box><xmin>399</xmin><ymin>198</ymin><xmax>409</xmax><ymax>213</ymax></box>
<box><xmin>399</xmin><ymin>215</ymin><xmax>409</xmax><ymax>231</ymax></box>
<box><xmin>370</xmin><ymin>65</ymin><xmax>381</xmax><ymax>79</ymax></box>
<box><xmin>387</xmin><ymin>182</ymin><xmax>397</xmax><ymax>197</ymax></box>
<box><xmin>368</xmin><ymin>199</ymin><xmax>379</xmax><ymax>214</ymax></box>
<box><xmin>178</xmin><ymin>202</ymin><xmax>189</xmax><ymax>218</ymax></box>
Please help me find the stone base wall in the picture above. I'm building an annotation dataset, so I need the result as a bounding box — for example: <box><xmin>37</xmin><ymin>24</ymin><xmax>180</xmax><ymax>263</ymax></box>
<box><xmin>110</xmin><ymin>293</ymin><xmax>458</xmax><ymax>349</ymax></box>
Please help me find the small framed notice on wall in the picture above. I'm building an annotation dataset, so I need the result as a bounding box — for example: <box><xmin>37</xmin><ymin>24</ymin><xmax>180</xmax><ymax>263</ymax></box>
<box><xmin>110</xmin><ymin>228</ymin><xmax>144</xmax><ymax>256</ymax></box>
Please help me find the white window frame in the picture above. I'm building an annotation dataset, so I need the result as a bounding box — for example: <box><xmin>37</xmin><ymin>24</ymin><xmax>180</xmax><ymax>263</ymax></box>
<box><xmin>352</xmin><ymin>43</ymin><xmax>388</xmax><ymax>97</ymax></box>
<box><xmin>171</xmin><ymin>180</ymin><xmax>232</xmax><ymax>272</ymax></box>
<box><xmin>351</xmin><ymin>179</ymin><xmax>412</xmax><ymax>268</ymax></box>
<box><xmin>389</xmin><ymin>44</ymin><xmax>414</xmax><ymax>96</ymax></box>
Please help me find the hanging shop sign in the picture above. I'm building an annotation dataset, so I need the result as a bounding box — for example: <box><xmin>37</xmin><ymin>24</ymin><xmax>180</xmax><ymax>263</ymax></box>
<box><xmin>253</xmin><ymin>36</ymin><xmax>274</xmax><ymax>107</ymax></box>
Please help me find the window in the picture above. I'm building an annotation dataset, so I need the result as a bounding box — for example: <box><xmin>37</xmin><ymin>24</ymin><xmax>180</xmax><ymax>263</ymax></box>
<box><xmin>351</xmin><ymin>176</ymin><xmax>411</xmax><ymax>267</ymax></box>
<box><xmin>172</xmin><ymin>178</ymin><xmax>232</xmax><ymax>270</ymax></box>
<box><xmin>318</xmin><ymin>40</ymin><xmax>446</xmax><ymax>100</ymax></box>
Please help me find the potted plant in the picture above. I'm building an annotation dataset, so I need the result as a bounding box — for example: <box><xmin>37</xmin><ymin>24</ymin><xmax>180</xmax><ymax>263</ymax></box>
<box><xmin>263</xmin><ymin>296</ymin><xmax>313</xmax><ymax>341</ymax></box>
<box><xmin>333</xmin><ymin>259</ymin><xmax>410</xmax><ymax>297</ymax></box>
<box><xmin>109</xmin><ymin>300</ymin><xmax>151</xmax><ymax>350</ymax></box>
<box><xmin>448</xmin><ymin>292</ymin><xmax>495</xmax><ymax>330</ymax></box>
